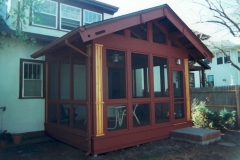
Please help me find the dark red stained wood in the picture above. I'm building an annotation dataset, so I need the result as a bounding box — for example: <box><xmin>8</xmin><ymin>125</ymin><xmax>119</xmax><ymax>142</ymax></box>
<box><xmin>164</xmin><ymin>8</ymin><xmax>212</xmax><ymax>61</ymax></box>
<box><xmin>43</xmin><ymin>19</ymin><xmax>194</xmax><ymax>155</ymax></box>
<box><xmin>45</xmin><ymin>123</ymin><xmax>88</xmax><ymax>151</ymax></box>
<box><xmin>92</xmin><ymin>121</ymin><xmax>192</xmax><ymax>154</ymax></box>
<box><xmin>94</xmin><ymin>34</ymin><xmax>188</xmax><ymax>58</ymax></box>
<box><xmin>80</xmin><ymin>8</ymin><xmax>164</xmax><ymax>42</ymax></box>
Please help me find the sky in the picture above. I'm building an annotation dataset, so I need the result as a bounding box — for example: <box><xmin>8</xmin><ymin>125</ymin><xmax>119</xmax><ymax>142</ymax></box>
<box><xmin>98</xmin><ymin>0</ymin><xmax>240</xmax><ymax>44</ymax></box>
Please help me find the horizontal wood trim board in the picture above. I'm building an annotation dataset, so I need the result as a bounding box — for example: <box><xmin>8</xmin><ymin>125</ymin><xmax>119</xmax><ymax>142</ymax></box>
<box><xmin>191</xmin><ymin>90</ymin><xmax>236</xmax><ymax>93</ymax></box>
<box><xmin>206</xmin><ymin>105</ymin><xmax>237</xmax><ymax>108</ymax></box>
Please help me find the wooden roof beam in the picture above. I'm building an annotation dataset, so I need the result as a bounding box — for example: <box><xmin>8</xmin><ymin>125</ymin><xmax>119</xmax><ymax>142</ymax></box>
<box><xmin>169</xmin><ymin>31</ymin><xmax>185</xmax><ymax>39</ymax></box>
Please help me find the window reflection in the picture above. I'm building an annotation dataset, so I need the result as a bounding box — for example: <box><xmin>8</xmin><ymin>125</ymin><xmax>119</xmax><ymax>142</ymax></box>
<box><xmin>73</xmin><ymin>105</ymin><xmax>87</xmax><ymax>131</ymax></box>
<box><xmin>73</xmin><ymin>54</ymin><xmax>87</xmax><ymax>100</ymax></box>
<box><xmin>155</xmin><ymin>103</ymin><xmax>169</xmax><ymax>123</ymax></box>
<box><xmin>60</xmin><ymin>55</ymin><xmax>70</xmax><ymax>99</ymax></box>
<box><xmin>153</xmin><ymin>56</ymin><xmax>168</xmax><ymax>97</ymax></box>
<box><xmin>173</xmin><ymin>71</ymin><xmax>183</xmax><ymax>98</ymax></box>
<box><xmin>49</xmin><ymin>103</ymin><xmax>57</xmax><ymax>123</ymax></box>
<box><xmin>106</xmin><ymin>49</ymin><xmax>126</xmax><ymax>99</ymax></box>
<box><xmin>132</xmin><ymin>53</ymin><xmax>149</xmax><ymax>98</ymax></box>
<box><xmin>133</xmin><ymin>104</ymin><xmax>150</xmax><ymax>127</ymax></box>
<box><xmin>60</xmin><ymin>104</ymin><xmax>70</xmax><ymax>126</ymax></box>
<box><xmin>107</xmin><ymin>106</ymin><xmax>127</xmax><ymax>131</ymax></box>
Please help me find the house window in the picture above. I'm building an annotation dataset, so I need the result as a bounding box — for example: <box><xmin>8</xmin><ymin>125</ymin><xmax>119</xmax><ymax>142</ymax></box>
<box><xmin>83</xmin><ymin>9</ymin><xmax>102</xmax><ymax>25</ymax></box>
<box><xmin>224</xmin><ymin>51</ymin><xmax>230</xmax><ymax>63</ymax></box>
<box><xmin>60</xmin><ymin>3</ymin><xmax>81</xmax><ymax>31</ymax></box>
<box><xmin>216</xmin><ymin>53</ymin><xmax>223</xmax><ymax>64</ymax></box>
<box><xmin>20</xmin><ymin>59</ymin><xmax>44</xmax><ymax>98</ymax></box>
<box><xmin>207</xmin><ymin>75</ymin><xmax>214</xmax><ymax>87</ymax></box>
<box><xmin>238</xmin><ymin>51</ymin><xmax>240</xmax><ymax>63</ymax></box>
<box><xmin>189</xmin><ymin>73</ymin><xmax>195</xmax><ymax>88</ymax></box>
<box><xmin>32</xmin><ymin>0</ymin><xmax>58</xmax><ymax>29</ymax></box>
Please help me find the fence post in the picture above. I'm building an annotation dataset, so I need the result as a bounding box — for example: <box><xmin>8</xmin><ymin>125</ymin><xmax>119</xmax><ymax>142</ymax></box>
<box><xmin>235</xmin><ymin>86</ymin><xmax>240</xmax><ymax>129</ymax></box>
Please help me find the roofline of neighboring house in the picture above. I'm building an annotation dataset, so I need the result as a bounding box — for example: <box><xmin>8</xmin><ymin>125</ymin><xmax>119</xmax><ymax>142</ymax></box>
<box><xmin>75</xmin><ymin>0</ymin><xmax>119</xmax><ymax>14</ymax></box>
<box><xmin>30</xmin><ymin>4</ymin><xmax>214</xmax><ymax>61</ymax></box>
<box><xmin>210</xmin><ymin>45</ymin><xmax>240</xmax><ymax>53</ymax></box>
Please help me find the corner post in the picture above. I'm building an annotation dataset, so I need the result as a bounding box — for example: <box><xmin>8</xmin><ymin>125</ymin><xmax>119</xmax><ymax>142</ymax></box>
<box><xmin>95</xmin><ymin>44</ymin><xmax>104</xmax><ymax>136</ymax></box>
<box><xmin>184</xmin><ymin>59</ymin><xmax>191</xmax><ymax>121</ymax></box>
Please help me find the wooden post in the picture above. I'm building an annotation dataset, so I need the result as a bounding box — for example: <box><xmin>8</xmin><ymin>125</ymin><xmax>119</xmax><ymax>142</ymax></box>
<box><xmin>235</xmin><ymin>86</ymin><xmax>240</xmax><ymax>129</ymax></box>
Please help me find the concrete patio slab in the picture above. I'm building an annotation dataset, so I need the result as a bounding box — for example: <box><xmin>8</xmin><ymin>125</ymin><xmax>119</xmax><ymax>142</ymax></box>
<box><xmin>171</xmin><ymin>127</ymin><xmax>221</xmax><ymax>145</ymax></box>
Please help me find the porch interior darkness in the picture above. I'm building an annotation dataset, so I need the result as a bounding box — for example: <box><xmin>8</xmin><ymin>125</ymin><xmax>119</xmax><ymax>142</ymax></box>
<box><xmin>48</xmin><ymin>53</ymin><xmax>88</xmax><ymax>132</ymax></box>
<box><xmin>106</xmin><ymin>49</ymin><xmax>181</xmax><ymax>131</ymax></box>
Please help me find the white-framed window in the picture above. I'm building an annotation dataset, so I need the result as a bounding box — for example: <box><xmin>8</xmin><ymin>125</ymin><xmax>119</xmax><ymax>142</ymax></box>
<box><xmin>224</xmin><ymin>51</ymin><xmax>230</xmax><ymax>63</ymax></box>
<box><xmin>216</xmin><ymin>51</ymin><xmax>230</xmax><ymax>65</ymax></box>
<box><xmin>216</xmin><ymin>52</ymin><xmax>223</xmax><ymax>65</ymax></box>
<box><xmin>20</xmin><ymin>59</ymin><xmax>44</xmax><ymax>98</ymax></box>
<box><xmin>32</xmin><ymin>0</ymin><xmax>58</xmax><ymax>29</ymax></box>
<box><xmin>60</xmin><ymin>3</ymin><xmax>81</xmax><ymax>31</ymax></box>
<box><xmin>83</xmin><ymin>9</ymin><xmax>102</xmax><ymax>25</ymax></box>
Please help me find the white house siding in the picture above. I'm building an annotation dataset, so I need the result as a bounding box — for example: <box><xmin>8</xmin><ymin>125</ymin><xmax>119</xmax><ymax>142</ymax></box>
<box><xmin>0</xmin><ymin>39</ymin><xmax>45</xmax><ymax>133</ymax></box>
<box><xmin>190</xmin><ymin>71</ymin><xmax>201</xmax><ymax>88</ymax></box>
<box><xmin>205</xmin><ymin>49</ymin><xmax>240</xmax><ymax>86</ymax></box>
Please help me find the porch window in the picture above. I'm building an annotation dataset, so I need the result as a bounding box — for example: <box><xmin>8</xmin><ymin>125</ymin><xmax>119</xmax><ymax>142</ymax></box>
<box><xmin>49</xmin><ymin>62</ymin><xmax>57</xmax><ymax>99</ymax></box>
<box><xmin>60</xmin><ymin>3</ymin><xmax>81</xmax><ymax>31</ymax></box>
<box><xmin>133</xmin><ymin>104</ymin><xmax>150</xmax><ymax>127</ymax></box>
<box><xmin>60</xmin><ymin>104</ymin><xmax>70</xmax><ymax>126</ymax></box>
<box><xmin>73</xmin><ymin>54</ymin><xmax>87</xmax><ymax>100</ymax></box>
<box><xmin>155</xmin><ymin>102</ymin><xmax>169</xmax><ymax>123</ymax></box>
<box><xmin>47</xmin><ymin>53</ymin><xmax>88</xmax><ymax>132</ymax></box>
<box><xmin>130</xmin><ymin>24</ymin><xmax>147</xmax><ymax>41</ymax></box>
<box><xmin>49</xmin><ymin>103</ymin><xmax>57</xmax><ymax>123</ymax></box>
<box><xmin>106</xmin><ymin>49</ymin><xmax>126</xmax><ymax>99</ymax></box>
<box><xmin>83</xmin><ymin>9</ymin><xmax>102</xmax><ymax>25</ymax></box>
<box><xmin>132</xmin><ymin>53</ymin><xmax>149</xmax><ymax>98</ymax></box>
<box><xmin>73</xmin><ymin>105</ymin><xmax>87</xmax><ymax>131</ymax></box>
<box><xmin>32</xmin><ymin>0</ymin><xmax>58</xmax><ymax>29</ymax></box>
<box><xmin>60</xmin><ymin>55</ymin><xmax>70</xmax><ymax>99</ymax></box>
<box><xmin>152</xmin><ymin>23</ymin><xmax>166</xmax><ymax>44</ymax></box>
<box><xmin>173</xmin><ymin>71</ymin><xmax>184</xmax><ymax>119</ymax></box>
<box><xmin>153</xmin><ymin>56</ymin><xmax>168</xmax><ymax>97</ymax></box>
<box><xmin>20</xmin><ymin>59</ymin><xmax>43</xmax><ymax>98</ymax></box>
<box><xmin>107</xmin><ymin>105</ymin><xmax>127</xmax><ymax>131</ymax></box>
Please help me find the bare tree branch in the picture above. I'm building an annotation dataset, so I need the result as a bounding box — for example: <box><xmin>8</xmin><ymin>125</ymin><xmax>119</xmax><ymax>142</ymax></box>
<box><xmin>212</xmin><ymin>44</ymin><xmax>240</xmax><ymax>71</ymax></box>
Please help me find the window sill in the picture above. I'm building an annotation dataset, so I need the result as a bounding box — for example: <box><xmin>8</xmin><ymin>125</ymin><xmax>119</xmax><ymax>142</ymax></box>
<box><xmin>19</xmin><ymin>97</ymin><xmax>45</xmax><ymax>99</ymax></box>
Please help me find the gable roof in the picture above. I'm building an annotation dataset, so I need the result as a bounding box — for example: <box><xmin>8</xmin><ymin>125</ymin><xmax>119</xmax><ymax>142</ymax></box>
<box><xmin>31</xmin><ymin>4</ymin><xmax>214</xmax><ymax>61</ymax></box>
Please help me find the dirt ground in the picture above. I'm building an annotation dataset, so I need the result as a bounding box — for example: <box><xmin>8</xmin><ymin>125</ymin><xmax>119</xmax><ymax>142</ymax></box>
<box><xmin>0</xmin><ymin>130</ymin><xmax>240</xmax><ymax>160</ymax></box>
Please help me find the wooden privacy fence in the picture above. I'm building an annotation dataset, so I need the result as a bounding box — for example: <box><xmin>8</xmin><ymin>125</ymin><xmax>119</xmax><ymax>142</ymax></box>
<box><xmin>190</xmin><ymin>85</ymin><xmax>240</xmax><ymax>128</ymax></box>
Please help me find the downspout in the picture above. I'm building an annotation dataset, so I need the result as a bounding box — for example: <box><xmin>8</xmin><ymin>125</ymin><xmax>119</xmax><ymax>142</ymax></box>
<box><xmin>64</xmin><ymin>39</ymin><xmax>92</xmax><ymax>156</ymax></box>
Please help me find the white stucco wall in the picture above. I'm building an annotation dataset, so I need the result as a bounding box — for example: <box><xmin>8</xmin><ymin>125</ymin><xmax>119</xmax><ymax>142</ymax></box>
<box><xmin>205</xmin><ymin>49</ymin><xmax>240</xmax><ymax>86</ymax></box>
<box><xmin>0</xmin><ymin>39</ymin><xmax>45</xmax><ymax>133</ymax></box>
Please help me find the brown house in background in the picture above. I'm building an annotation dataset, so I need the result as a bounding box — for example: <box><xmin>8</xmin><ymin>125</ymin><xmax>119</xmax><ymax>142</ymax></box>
<box><xmin>31</xmin><ymin>4</ymin><xmax>213</xmax><ymax>155</ymax></box>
